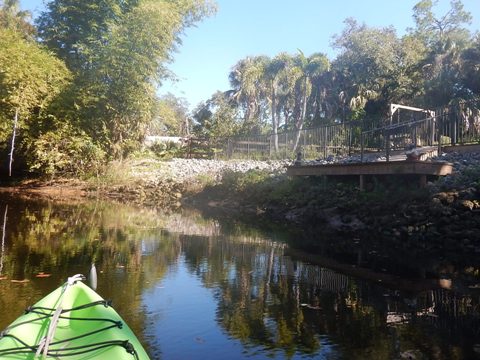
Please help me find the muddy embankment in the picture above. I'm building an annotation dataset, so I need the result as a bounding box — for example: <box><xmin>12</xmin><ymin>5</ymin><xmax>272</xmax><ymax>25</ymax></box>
<box><xmin>2</xmin><ymin>153</ymin><xmax>479</xmax><ymax>283</ymax></box>
<box><xmin>3</xmin><ymin>154</ymin><xmax>479</xmax><ymax>245</ymax></box>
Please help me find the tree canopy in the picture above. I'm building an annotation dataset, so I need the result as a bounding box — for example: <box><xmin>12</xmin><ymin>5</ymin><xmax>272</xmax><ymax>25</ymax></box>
<box><xmin>0</xmin><ymin>0</ymin><xmax>216</xmax><ymax>176</ymax></box>
<box><xmin>193</xmin><ymin>0</ymin><xmax>479</xmax><ymax>142</ymax></box>
<box><xmin>36</xmin><ymin>0</ymin><xmax>216</xmax><ymax>159</ymax></box>
<box><xmin>0</xmin><ymin>27</ymin><xmax>71</xmax><ymax>173</ymax></box>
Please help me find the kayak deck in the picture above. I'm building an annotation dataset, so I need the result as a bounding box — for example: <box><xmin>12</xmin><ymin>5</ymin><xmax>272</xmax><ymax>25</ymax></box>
<box><xmin>0</xmin><ymin>278</ymin><xmax>150</xmax><ymax>359</ymax></box>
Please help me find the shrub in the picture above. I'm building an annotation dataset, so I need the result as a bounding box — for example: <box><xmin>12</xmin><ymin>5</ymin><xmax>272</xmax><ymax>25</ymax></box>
<box><xmin>150</xmin><ymin>140</ymin><xmax>186</xmax><ymax>159</ymax></box>
<box><xmin>26</xmin><ymin>127</ymin><xmax>105</xmax><ymax>178</ymax></box>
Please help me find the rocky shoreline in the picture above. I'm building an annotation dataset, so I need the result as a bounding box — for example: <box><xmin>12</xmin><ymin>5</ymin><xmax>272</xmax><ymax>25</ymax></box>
<box><xmin>6</xmin><ymin>153</ymin><xmax>478</xmax><ymax>241</ymax></box>
<box><xmin>1</xmin><ymin>151</ymin><xmax>479</xmax><ymax>281</ymax></box>
<box><xmin>97</xmin><ymin>158</ymin><xmax>290</xmax><ymax>207</ymax></box>
<box><xmin>178</xmin><ymin>152</ymin><xmax>480</xmax><ymax>277</ymax></box>
<box><xmin>3</xmin><ymin>151</ymin><xmax>479</xmax><ymax>234</ymax></box>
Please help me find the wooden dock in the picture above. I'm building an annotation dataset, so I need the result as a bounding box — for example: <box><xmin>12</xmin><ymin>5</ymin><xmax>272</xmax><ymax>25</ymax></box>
<box><xmin>287</xmin><ymin>160</ymin><xmax>453</xmax><ymax>189</ymax></box>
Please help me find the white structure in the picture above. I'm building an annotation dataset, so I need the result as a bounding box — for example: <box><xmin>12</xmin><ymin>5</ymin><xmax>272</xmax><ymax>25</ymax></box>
<box><xmin>144</xmin><ymin>136</ymin><xmax>184</xmax><ymax>147</ymax></box>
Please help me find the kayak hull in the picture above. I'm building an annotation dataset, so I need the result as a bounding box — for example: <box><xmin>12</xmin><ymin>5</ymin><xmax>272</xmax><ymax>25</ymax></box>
<box><xmin>0</xmin><ymin>279</ymin><xmax>150</xmax><ymax>359</ymax></box>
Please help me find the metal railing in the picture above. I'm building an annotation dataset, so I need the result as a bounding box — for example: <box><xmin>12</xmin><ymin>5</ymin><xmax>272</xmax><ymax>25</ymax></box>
<box><xmin>360</xmin><ymin>101</ymin><xmax>480</xmax><ymax>161</ymax></box>
<box><xmin>190</xmin><ymin>101</ymin><xmax>480</xmax><ymax>161</ymax></box>
<box><xmin>361</xmin><ymin>116</ymin><xmax>438</xmax><ymax>161</ymax></box>
<box><xmin>224</xmin><ymin>122</ymin><xmax>360</xmax><ymax>161</ymax></box>
<box><xmin>438</xmin><ymin>101</ymin><xmax>480</xmax><ymax>145</ymax></box>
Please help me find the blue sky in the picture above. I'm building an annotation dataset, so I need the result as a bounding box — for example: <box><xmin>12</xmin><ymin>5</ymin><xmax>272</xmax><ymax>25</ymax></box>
<box><xmin>21</xmin><ymin>0</ymin><xmax>480</xmax><ymax>111</ymax></box>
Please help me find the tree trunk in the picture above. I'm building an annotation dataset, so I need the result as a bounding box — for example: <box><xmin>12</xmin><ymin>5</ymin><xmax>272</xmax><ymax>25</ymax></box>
<box><xmin>271</xmin><ymin>85</ymin><xmax>279</xmax><ymax>152</ymax></box>
<box><xmin>184</xmin><ymin>116</ymin><xmax>190</xmax><ymax>136</ymax></box>
<box><xmin>8</xmin><ymin>108</ymin><xmax>18</xmax><ymax>177</ymax></box>
<box><xmin>293</xmin><ymin>79</ymin><xmax>308</xmax><ymax>152</ymax></box>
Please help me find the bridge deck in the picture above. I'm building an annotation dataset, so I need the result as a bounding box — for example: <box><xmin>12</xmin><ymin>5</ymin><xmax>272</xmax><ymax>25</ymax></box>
<box><xmin>287</xmin><ymin>160</ymin><xmax>453</xmax><ymax>189</ymax></box>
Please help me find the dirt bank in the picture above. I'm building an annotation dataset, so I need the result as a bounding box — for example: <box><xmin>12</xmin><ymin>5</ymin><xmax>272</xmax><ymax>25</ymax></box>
<box><xmin>1</xmin><ymin>155</ymin><xmax>479</xmax><ymax>282</ymax></box>
<box><xmin>2</xmin><ymin>155</ymin><xmax>478</xmax><ymax>246</ymax></box>
<box><xmin>0</xmin><ymin>179</ymin><xmax>88</xmax><ymax>201</ymax></box>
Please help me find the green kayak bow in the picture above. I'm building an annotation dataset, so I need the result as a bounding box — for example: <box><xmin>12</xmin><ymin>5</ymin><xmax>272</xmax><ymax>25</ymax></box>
<box><xmin>0</xmin><ymin>274</ymin><xmax>150</xmax><ymax>359</ymax></box>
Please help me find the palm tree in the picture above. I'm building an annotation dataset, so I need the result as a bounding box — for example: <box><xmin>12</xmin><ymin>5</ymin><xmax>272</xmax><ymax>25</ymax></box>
<box><xmin>421</xmin><ymin>35</ymin><xmax>469</xmax><ymax>107</ymax></box>
<box><xmin>460</xmin><ymin>40</ymin><xmax>480</xmax><ymax>96</ymax></box>
<box><xmin>292</xmin><ymin>51</ymin><xmax>330</xmax><ymax>152</ymax></box>
<box><xmin>264</xmin><ymin>53</ymin><xmax>290</xmax><ymax>152</ymax></box>
<box><xmin>229</xmin><ymin>56</ymin><xmax>269</xmax><ymax>130</ymax></box>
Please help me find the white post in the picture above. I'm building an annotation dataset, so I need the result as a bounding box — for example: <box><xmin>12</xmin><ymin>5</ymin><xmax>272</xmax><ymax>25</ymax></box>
<box><xmin>9</xmin><ymin>108</ymin><xmax>18</xmax><ymax>177</ymax></box>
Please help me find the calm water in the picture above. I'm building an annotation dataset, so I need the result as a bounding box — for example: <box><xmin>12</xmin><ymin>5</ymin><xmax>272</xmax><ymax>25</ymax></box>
<box><xmin>0</xmin><ymin>194</ymin><xmax>479</xmax><ymax>359</ymax></box>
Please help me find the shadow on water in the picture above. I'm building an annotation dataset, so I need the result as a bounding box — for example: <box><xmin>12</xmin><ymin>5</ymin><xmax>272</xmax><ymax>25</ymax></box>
<box><xmin>0</xmin><ymin>193</ymin><xmax>479</xmax><ymax>359</ymax></box>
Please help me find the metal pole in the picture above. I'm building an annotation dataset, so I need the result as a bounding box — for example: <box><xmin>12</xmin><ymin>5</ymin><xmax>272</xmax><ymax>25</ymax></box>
<box><xmin>431</xmin><ymin>117</ymin><xmax>435</xmax><ymax>146</ymax></box>
<box><xmin>323</xmin><ymin>126</ymin><xmax>327</xmax><ymax>159</ymax></box>
<box><xmin>360</xmin><ymin>132</ymin><xmax>364</xmax><ymax>162</ymax></box>
<box><xmin>348</xmin><ymin>123</ymin><xmax>352</xmax><ymax>156</ymax></box>
<box><xmin>437</xmin><ymin>113</ymin><xmax>442</xmax><ymax>155</ymax></box>
<box><xmin>385</xmin><ymin>129</ymin><xmax>390</xmax><ymax>162</ymax></box>
<box><xmin>269</xmin><ymin>134</ymin><xmax>273</xmax><ymax>158</ymax></box>
<box><xmin>303</xmin><ymin>129</ymin><xmax>306</xmax><ymax>158</ymax></box>
<box><xmin>453</xmin><ymin>110</ymin><xmax>457</xmax><ymax>145</ymax></box>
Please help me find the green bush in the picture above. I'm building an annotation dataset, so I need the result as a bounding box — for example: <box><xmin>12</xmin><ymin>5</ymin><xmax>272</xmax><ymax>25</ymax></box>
<box><xmin>26</xmin><ymin>127</ymin><xmax>105</xmax><ymax>178</ymax></box>
<box><xmin>221</xmin><ymin>170</ymin><xmax>270</xmax><ymax>192</ymax></box>
<box><xmin>216</xmin><ymin>170</ymin><xmax>299</xmax><ymax>205</ymax></box>
<box><xmin>150</xmin><ymin>141</ymin><xmax>186</xmax><ymax>159</ymax></box>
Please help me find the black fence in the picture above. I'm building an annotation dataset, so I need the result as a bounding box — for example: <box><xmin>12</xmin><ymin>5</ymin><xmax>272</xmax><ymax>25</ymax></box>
<box><xmin>224</xmin><ymin>123</ymin><xmax>354</xmax><ymax>161</ymax></box>
<box><xmin>438</xmin><ymin>101</ymin><xmax>480</xmax><ymax>145</ymax></box>
<box><xmin>187</xmin><ymin>101</ymin><xmax>480</xmax><ymax>161</ymax></box>
<box><xmin>360</xmin><ymin>100</ymin><xmax>480</xmax><ymax>161</ymax></box>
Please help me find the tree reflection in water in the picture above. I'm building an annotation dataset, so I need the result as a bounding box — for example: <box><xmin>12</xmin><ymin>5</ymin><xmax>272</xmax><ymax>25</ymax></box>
<box><xmin>179</xmin><ymin>232</ymin><xmax>480</xmax><ymax>359</ymax></box>
<box><xmin>0</xmin><ymin>194</ymin><xmax>479</xmax><ymax>359</ymax></box>
<box><xmin>0</xmin><ymin>195</ymin><xmax>181</xmax><ymax>349</ymax></box>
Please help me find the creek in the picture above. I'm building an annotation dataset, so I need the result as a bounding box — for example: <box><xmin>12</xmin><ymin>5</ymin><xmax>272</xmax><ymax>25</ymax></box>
<box><xmin>0</xmin><ymin>194</ymin><xmax>479</xmax><ymax>359</ymax></box>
